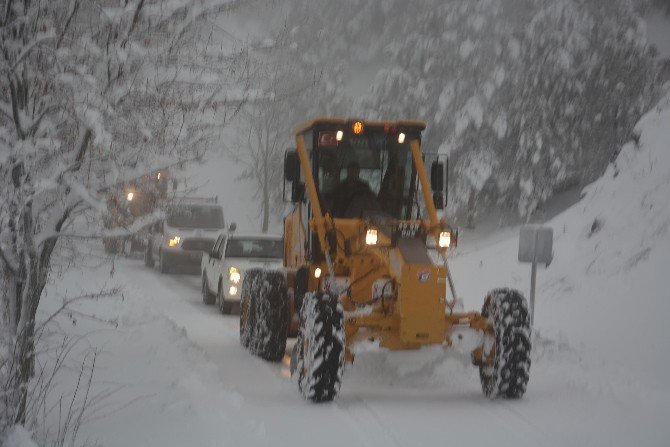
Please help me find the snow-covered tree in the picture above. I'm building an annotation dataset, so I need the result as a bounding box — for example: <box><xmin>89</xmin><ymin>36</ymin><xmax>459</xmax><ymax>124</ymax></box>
<box><xmin>230</xmin><ymin>27</ymin><xmax>312</xmax><ymax>232</ymax></box>
<box><xmin>229</xmin><ymin>1</ymin><xmax>355</xmax><ymax>230</ymax></box>
<box><xmin>230</xmin><ymin>0</ymin><xmax>662</xmax><ymax>227</ymax></box>
<box><xmin>0</xmin><ymin>0</ymin><xmax>247</xmax><ymax>433</ymax></box>
<box><xmin>494</xmin><ymin>0</ymin><xmax>659</xmax><ymax>217</ymax></box>
<box><xmin>361</xmin><ymin>0</ymin><xmax>661</xmax><ymax>222</ymax></box>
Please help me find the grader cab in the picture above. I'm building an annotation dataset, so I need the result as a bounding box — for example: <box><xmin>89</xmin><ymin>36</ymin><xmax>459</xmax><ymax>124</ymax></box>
<box><xmin>240</xmin><ymin>118</ymin><xmax>531</xmax><ymax>403</ymax></box>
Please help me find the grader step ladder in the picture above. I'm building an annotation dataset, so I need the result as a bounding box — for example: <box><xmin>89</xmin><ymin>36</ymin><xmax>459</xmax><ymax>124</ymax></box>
<box><xmin>239</xmin><ymin>118</ymin><xmax>531</xmax><ymax>402</ymax></box>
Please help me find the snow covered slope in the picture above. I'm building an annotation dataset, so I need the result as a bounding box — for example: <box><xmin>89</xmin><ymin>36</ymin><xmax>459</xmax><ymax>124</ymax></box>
<box><xmin>450</xmin><ymin>92</ymin><xmax>670</xmax><ymax>442</ymax></box>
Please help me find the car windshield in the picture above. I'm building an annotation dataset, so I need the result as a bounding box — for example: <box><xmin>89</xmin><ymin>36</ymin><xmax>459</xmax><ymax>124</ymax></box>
<box><xmin>166</xmin><ymin>205</ymin><xmax>224</xmax><ymax>229</ymax></box>
<box><xmin>317</xmin><ymin>130</ymin><xmax>416</xmax><ymax>220</ymax></box>
<box><xmin>225</xmin><ymin>238</ymin><xmax>283</xmax><ymax>259</ymax></box>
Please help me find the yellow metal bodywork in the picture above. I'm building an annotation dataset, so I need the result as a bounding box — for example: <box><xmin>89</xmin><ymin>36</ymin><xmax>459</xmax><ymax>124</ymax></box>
<box><xmin>283</xmin><ymin>118</ymin><xmax>493</xmax><ymax>360</ymax></box>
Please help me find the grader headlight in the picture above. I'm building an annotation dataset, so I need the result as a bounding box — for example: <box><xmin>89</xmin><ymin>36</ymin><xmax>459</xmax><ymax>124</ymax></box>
<box><xmin>439</xmin><ymin>231</ymin><xmax>451</xmax><ymax>248</ymax></box>
<box><xmin>365</xmin><ymin>228</ymin><xmax>378</xmax><ymax>246</ymax></box>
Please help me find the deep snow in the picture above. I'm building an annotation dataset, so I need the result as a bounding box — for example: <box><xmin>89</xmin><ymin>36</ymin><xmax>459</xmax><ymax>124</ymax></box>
<box><xmin>19</xmin><ymin>93</ymin><xmax>670</xmax><ymax>446</ymax></box>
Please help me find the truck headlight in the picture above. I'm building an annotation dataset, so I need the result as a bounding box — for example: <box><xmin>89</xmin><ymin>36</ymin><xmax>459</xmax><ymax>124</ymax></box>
<box><xmin>229</xmin><ymin>267</ymin><xmax>241</xmax><ymax>284</ymax></box>
<box><xmin>228</xmin><ymin>285</ymin><xmax>238</xmax><ymax>296</ymax></box>
<box><xmin>126</xmin><ymin>192</ymin><xmax>134</xmax><ymax>202</ymax></box>
<box><xmin>168</xmin><ymin>236</ymin><xmax>181</xmax><ymax>247</ymax></box>
<box><xmin>365</xmin><ymin>228</ymin><xmax>378</xmax><ymax>245</ymax></box>
<box><xmin>439</xmin><ymin>231</ymin><xmax>451</xmax><ymax>248</ymax></box>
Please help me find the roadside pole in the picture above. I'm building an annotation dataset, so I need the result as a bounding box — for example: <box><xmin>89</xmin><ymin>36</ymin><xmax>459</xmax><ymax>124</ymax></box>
<box><xmin>518</xmin><ymin>225</ymin><xmax>553</xmax><ymax>327</ymax></box>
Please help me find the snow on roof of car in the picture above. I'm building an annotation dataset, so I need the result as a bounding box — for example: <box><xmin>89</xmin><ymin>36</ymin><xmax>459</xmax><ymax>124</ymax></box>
<box><xmin>228</xmin><ymin>233</ymin><xmax>282</xmax><ymax>241</ymax></box>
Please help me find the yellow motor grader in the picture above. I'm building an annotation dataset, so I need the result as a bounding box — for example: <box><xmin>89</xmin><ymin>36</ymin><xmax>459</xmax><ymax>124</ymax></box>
<box><xmin>102</xmin><ymin>170</ymin><xmax>170</xmax><ymax>254</ymax></box>
<box><xmin>240</xmin><ymin>118</ymin><xmax>531</xmax><ymax>402</ymax></box>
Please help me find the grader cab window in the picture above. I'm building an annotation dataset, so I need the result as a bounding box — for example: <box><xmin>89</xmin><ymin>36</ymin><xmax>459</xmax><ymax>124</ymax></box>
<box><xmin>317</xmin><ymin>130</ymin><xmax>416</xmax><ymax>220</ymax></box>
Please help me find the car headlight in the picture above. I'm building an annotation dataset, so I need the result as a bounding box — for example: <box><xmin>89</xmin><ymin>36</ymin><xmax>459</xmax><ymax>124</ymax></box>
<box><xmin>229</xmin><ymin>266</ymin><xmax>241</xmax><ymax>284</ymax></box>
<box><xmin>168</xmin><ymin>236</ymin><xmax>181</xmax><ymax>247</ymax></box>
<box><xmin>365</xmin><ymin>228</ymin><xmax>378</xmax><ymax>245</ymax></box>
<box><xmin>438</xmin><ymin>231</ymin><xmax>451</xmax><ymax>248</ymax></box>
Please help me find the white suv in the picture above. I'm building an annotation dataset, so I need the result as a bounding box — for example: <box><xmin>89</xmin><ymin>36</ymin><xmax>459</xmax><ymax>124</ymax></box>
<box><xmin>201</xmin><ymin>229</ymin><xmax>283</xmax><ymax>314</ymax></box>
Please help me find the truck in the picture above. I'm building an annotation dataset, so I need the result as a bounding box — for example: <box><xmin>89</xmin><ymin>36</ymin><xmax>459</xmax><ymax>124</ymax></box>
<box><xmin>239</xmin><ymin>118</ymin><xmax>531</xmax><ymax>403</ymax></box>
<box><xmin>144</xmin><ymin>197</ymin><xmax>225</xmax><ymax>274</ymax></box>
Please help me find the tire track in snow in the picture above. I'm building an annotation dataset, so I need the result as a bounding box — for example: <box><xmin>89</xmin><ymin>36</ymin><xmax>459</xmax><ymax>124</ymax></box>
<box><xmin>125</xmin><ymin>262</ymin><xmax>406</xmax><ymax>445</ymax></box>
<box><xmin>119</xmin><ymin>256</ymin><xmax>549</xmax><ymax>447</ymax></box>
<box><xmin>336</xmin><ymin>396</ymin><xmax>404</xmax><ymax>447</ymax></box>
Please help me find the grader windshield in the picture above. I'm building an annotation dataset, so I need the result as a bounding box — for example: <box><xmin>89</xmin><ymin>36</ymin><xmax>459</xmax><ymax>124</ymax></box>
<box><xmin>316</xmin><ymin>125</ymin><xmax>420</xmax><ymax>220</ymax></box>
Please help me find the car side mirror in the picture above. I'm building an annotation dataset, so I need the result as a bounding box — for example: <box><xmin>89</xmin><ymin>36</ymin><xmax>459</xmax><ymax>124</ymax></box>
<box><xmin>284</xmin><ymin>150</ymin><xmax>299</xmax><ymax>182</ymax></box>
<box><xmin>430</xmin><ymin>161</ymin><xmax>444</xmax><ymax>192</ymax></box>
<box><xmin>291</xmin><ymin>182</ymin><xmax>305</xmax><ymax>203</ymax></box>
<box><xmin>229</xmin><ymin>222</ymin><xmax>237</xmax><ymax>232</ymax></box>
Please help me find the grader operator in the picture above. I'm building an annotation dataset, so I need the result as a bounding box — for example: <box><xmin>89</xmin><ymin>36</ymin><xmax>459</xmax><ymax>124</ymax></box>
<box><xmin>240</xmin><ymin>118</ymin><xmax>531</xmax><ymax>403</ymax></box>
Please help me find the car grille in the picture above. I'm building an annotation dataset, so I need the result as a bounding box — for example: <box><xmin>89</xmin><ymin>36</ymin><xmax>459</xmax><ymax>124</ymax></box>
<box><xmin>181</xmin><ymin>239</ymin><xmax>215</xmax><ymax>252</ymax></box>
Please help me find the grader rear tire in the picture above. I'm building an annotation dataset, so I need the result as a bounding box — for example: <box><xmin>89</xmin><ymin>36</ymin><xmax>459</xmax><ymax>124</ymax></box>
<box><xmin>479</xmin><ymin>288</ymin><xmax>531</xmax><ymax>399</ymax></box>
<box><xmin>239</xmin><ymin>270</ymin><xmax>260</xmax><ymax>349</ymax></box>
<box><xmin>296</xmin><ymin>292</ymin><xmax>345</xmax><ymax>403</ymax></box>
<box><xmin>250</xmin><ymin>270</ymin><xmax>289</xmax><ymax>362</ymax></box>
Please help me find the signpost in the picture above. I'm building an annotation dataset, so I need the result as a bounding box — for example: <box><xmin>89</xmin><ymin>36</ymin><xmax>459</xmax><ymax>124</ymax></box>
<box><xmin>518</xmin><ymin>225</ymin><xmax>553</xmax><ymax>326</ymax></box>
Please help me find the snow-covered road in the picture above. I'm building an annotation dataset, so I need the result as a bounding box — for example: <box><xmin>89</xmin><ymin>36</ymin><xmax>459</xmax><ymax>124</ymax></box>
<box><xmin>87</xmin><ymin>254</ymin><xmax>663</xmax><ymax>447</ymax></box>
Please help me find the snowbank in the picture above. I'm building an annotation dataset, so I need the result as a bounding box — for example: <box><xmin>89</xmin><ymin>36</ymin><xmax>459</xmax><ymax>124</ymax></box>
<box><xmin>28</xmin><ymin>258</ymin><xmax>262</xmax><ymax>447</ymax></box>
<box><xmin>443</xmin><ymin>93</ymin><xmax>670</xmax><ymax>444</ymax></box>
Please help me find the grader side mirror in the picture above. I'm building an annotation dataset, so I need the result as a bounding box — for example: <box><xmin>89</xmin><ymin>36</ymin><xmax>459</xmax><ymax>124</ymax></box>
<box><xmin>430</xmin><ymin>161</ymin><xmax>444</xmax><ymax>192</ymax></box>
<box><xmin>284</xmin><ymin>150</ymin><xmax>299</xmax><ymax>182</ymax></box>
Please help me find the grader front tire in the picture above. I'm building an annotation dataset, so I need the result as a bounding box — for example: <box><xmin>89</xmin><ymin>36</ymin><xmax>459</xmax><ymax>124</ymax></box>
<box><xmin>479</xmin><ymin>288</ymin><xmax>532</xmax><ymax>399</ymax></box>
<box><xmin>249</xmin><ymin>270</ymin><xmax>289</xmax><ymax>361</ymax></box>
<box><xmin>296</xmin><ymin>292</ymin><xmax>345</xmax><ymax>403</ymax></box>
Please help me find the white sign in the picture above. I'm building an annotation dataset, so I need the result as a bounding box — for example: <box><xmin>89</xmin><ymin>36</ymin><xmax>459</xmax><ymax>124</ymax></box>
<box><xmin>518</xmin><ymin>225</ymin><xmax>553</xmax><ymax>265</ymax></box>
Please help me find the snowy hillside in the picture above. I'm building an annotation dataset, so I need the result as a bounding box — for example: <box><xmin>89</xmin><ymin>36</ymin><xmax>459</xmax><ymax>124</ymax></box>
<box><xmin>450</xmin><ymin>92</ymin><xmax>670</xmax><ymax>443</ymax></box>
<box><xmin>454</xmin><ymin>92</ymin><xmax>670</xmax><ymax>377</ymax></box>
